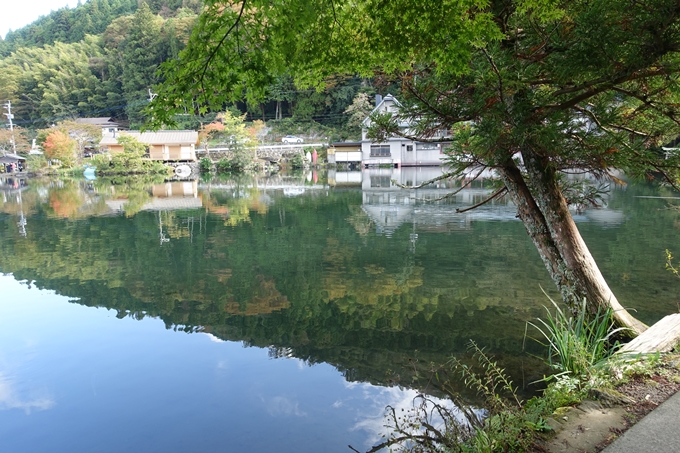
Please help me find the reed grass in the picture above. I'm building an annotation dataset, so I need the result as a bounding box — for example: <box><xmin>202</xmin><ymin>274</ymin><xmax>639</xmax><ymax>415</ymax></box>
<box><xmin>527</xmin><ymin>293</ymin><xmax>629</xmax><ymax>379</ymax></box>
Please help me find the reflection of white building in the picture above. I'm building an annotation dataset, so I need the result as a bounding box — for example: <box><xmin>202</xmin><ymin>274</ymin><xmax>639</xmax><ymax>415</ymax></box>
<box><xmin>359</xmin><ymin>167</ymin><xmax>513</xmax><ymax>236</ymax></box>
<box><xmin>361</xmin><ymin>95</ymin><xmax>450</xmax><ymax>168</ymax></box>
<box><xmin>198</xmin><ymin>173</ymin><xmax>328</xmax><ymax>197</ymax></box>
<box><xmin>331</xmin><ymin>167</ymin><xmax>626</xmax><ymax>236</ymax></box>
<box><xmin>328</xmin><ymin>169</ymin><xmax>362</xmax><ymax>186</ymax></box>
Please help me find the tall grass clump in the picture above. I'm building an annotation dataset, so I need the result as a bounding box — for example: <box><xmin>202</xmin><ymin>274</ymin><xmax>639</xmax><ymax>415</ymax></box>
<box><xmin>528</xmin><ymin>294</ymin><xmax>628</xmax><ymax>380</ymax></box>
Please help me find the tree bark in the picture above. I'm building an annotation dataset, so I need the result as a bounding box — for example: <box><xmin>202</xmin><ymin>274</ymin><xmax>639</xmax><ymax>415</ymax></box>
<box><xmin>498</xmin><ymin>155</ymin><xmax>647</xmax><ymax>337</ymax></box>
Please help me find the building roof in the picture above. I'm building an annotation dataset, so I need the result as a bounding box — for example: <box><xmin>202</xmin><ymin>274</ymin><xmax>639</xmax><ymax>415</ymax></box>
<box><xmin>76</xmin><ymin>117</ymin><xmax>119</xmax><ymax>127</ymax></box>
<box><xmin>0</xmin><ymin>153</ymin><xmax>27</xmax><ymax>163</ymax></box>
<box><xmin>361</xmin><ymin>94</ymin><xmax>404</xmax><ymax>128</ymax></box>
<box><xmin>100</xmin><ymin>130</ymin><xmax>199</xmax><ymax>146</ymax></box>
<box><xmin>330</xmin><ymin>142</ymin><xmax>362</xmax><ymax>148</ymax></box>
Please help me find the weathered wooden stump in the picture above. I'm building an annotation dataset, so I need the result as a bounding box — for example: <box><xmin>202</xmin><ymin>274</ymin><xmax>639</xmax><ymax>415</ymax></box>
<box><xmin>618</xmin><ymin>313</ymin><xmax>680</xmax><ymax>354</ymax></box>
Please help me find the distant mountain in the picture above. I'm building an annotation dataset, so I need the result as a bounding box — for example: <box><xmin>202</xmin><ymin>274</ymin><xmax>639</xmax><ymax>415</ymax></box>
<box><xmin>0</xmin><ymin>0</ymin><xmax>362</xmax><ymax>134</ymax></box>
<box><xmin>0</xmin><ymin>0</ymin><xmax>202</xmax><ymax>57</ymax></box>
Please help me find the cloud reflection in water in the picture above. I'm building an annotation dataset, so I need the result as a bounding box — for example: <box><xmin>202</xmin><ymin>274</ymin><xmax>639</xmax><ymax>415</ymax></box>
<box><xmin>0</xmin><ymin>373</ymin><xmax>55</xmax><ymax>414</ymax></box>
<box><xmin>345</xmin><ymin>383</ymin><xmax>482</xmax><ymax>450</ymax></box>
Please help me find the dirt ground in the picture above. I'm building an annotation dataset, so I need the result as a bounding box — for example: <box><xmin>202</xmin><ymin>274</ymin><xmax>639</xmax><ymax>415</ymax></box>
<box><xmin>537</xmin><ymin>356</ymin><xmax>680</xmax><ymax>453</ymax></box>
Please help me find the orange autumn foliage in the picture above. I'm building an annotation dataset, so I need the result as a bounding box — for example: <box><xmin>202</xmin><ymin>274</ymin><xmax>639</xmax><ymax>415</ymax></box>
<box><xmin>44</xmin><ymin>130</ymin><xmax>77</xmax><ymax>167</ymax></box>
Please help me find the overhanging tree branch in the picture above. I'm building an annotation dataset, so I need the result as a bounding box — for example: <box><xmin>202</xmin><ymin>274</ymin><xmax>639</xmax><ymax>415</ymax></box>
<box><xmin>200</xmin><ymin>1</ymin><xmax>248</xmax><ymax>97</ymax></box>
<box><xmin>391</xmin><ymin>170</ymin><xmax>468</xmax><ymax>189</ymax></box>
<box><xmin>611</xmin><ymin>86</ymin><xmax>680</xmax><ymax>127</ymax></box>
<box><xmin>456</xmin><ymin>187</ymin><xmax>508</xmax><ymax>213</ymax></box>
<box><xmin>542</xmin><ymin>67</ymin><xmax>676</xmax><ymax>117</ymax></box>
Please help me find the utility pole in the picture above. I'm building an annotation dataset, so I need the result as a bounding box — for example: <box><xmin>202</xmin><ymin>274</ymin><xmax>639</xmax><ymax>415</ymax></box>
<box><xmin>3</xmin><ymin>100</ymin><xmax>17</xmax><ymax>154</ymax></box>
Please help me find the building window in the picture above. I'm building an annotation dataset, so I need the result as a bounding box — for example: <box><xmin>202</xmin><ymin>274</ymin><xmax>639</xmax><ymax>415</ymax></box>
<box><xmin>406</xmin><ymin>145</ymin><xmax>413</xmax><ymax>152</ymax></box>
<box><xmin>370</xmin><ymin>145</ymin><xmax>391</xmax><ymax>157</ymax></box>
<box><xmin>416</xmin><ymin>143</ymin><xmax>439</xmax><ymax>151</ymax></box>
<box><xmin>370</xmin><ymin>176</ymin><xmax>391</xmax><ymax>188</ymax></box>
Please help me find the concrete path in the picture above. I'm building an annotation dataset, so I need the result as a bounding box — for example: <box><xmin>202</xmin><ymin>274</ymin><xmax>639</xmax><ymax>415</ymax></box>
<box><xmin>602</xmin><ymin>390</ymin><xmax>680</xmax><ymax>453</ymax></box>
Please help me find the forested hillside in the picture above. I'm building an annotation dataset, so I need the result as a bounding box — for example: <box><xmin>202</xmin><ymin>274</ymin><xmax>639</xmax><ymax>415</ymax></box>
<box><xmin>0</xmin><ymin>0</ymin><xmax>371</xmax><ymax>137</ymax></box>
<box><xmin>0</xmin><ymin>1</ymin><xmax>200</xmax><ymax>130</ymax></box>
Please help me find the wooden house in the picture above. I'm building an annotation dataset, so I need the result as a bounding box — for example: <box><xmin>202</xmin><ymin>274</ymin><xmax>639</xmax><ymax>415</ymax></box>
<box><xmin>75</xmin><ymin>117</ymin><xmax>120</xmax><ymax>135</ymax></box>
<box><xmin>100</xmin><ymin>130</ymin><xmax>199</xmax><ymax>162</ymax></box>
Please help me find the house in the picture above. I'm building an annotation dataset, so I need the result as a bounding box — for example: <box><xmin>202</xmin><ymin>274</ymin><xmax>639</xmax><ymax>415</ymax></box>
<box><xmin>75</xmin><ymin>117</ymin><xmax>120</xmax><ymax>135</ymax></box>
<box><xmin>100</xmin><ymin>130</ymin><xmax>199</xmax><ymax>162</ymax></box>
<box><xmin>361</xmin><ymin>94</ymin><xmax>449</xmax><ymax>168</ymax></box>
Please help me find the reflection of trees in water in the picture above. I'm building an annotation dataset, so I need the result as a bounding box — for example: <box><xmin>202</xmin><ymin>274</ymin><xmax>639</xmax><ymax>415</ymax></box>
<box><xmin>49</xmin><ymin>180</ymin><xmax>113</xmax><ymax>218</ymax></box>
<box><xmin>223</xmin><ymin>274</ymin><xmax>290</xmax><ymax>315</ymax></box>
<box><xmin>1</xmin><ymin>178</ymin><xmax>677</xmax><ymax>391</ymax></box>
<box><xmin>345</xmin><ymin>205</ymin><xmax>373</xmax><ymax>237</ymax></box>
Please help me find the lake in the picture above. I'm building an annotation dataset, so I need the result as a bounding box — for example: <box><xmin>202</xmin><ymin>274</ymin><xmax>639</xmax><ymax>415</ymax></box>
<box><xmin>0</xmin><ymin>168</ymin><xmax>678</xmax><ymax>452</ymax></box>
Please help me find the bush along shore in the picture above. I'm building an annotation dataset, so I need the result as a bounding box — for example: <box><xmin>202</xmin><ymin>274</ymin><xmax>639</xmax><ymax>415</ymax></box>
<box><xmin>358</xmin><ymin>296</ymin><xmax>680</xmax><ymax>453</ymax></box>
<box><xmin>22</xmin><ymin>135</ymin><xmax>174</xmax><ymax>178</ymax></box>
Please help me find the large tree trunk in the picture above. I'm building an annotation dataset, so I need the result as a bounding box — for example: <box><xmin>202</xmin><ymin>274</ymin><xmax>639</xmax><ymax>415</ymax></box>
<box><xmin>498</xmin><ymin>154</ymin><xmax>647</xmax><ymax>337</ymax></box>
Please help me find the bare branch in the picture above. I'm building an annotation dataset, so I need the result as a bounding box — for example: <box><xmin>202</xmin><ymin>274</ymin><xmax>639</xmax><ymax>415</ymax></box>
<box><xmin>541</xmin><ymin>67</ymin><xmax>676</xmax><ymax>117</ymax></box>
<box><xmin>651</xmin><ymin>163</ymin><xmax>680</xmax><ymax>191</ymax></box>
<box><xmin>403</xmin><ymin>78</ymin><xmax>476</xmax><ymax>126</ymax></box>
<box><xmin>482</xmin><ymin>48</ymin><xmax>505</xmax><ymax>107</ymax></box>
<box><xmin>571</xmin><ymin>106</ymin><xmax>649</xmax><ymax>137</ymax></box>
<box><xmin>413</xmin><ymin>167</ymin><xmax>490</xmax><ymax>202</ymax></box>
<box><xmin>391</xmin><ymin>170</ymin><xmax>467</xmax><ymax>189</ymax></box>
<box><xmin>456</xmin><ymin>187</ymin><xmax>508</xmax><ymax>213</ymax></box>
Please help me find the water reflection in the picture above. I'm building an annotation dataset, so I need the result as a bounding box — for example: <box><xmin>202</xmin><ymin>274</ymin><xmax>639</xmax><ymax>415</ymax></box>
<box><xmin>106</xmin><ymin>180</ymin><xmax>202</xmax><ymax>214</ymax></box>
<box><xmin>0</xmin><ymin>171</ymin><xmax>678</xmax><ymax>385</ymax></box>
<box><xmin>1</xmin><ymin>274</ymin><xmax>441</xmax><ymax>452</ymax></box>
<box><xmin>0</xmin><ymin>170</ymin><xmax>679</xmax><ymax>451</ymax></box>
<box><xmin>330</xmin><ymin>167</ymin><xmax>629</xmax><ymax>236</ymax></box>
<box><xmin>0</xmin><ymin>373</ymin><xmax>55</xmax><ymax>414</ymax></box>
<box><xmin>348</xmin><ymin>385</ymin><xmax>469</xmax><ymax>450</ymax></box>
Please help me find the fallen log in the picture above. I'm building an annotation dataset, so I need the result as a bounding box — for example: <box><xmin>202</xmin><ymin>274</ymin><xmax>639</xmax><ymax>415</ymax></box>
<box><xmin>618</xmin><ymin>313</ymin><xmax>680</xmax><ymax>354</ymax></box>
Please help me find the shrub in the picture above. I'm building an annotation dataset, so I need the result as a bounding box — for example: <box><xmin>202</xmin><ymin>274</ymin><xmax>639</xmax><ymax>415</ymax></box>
<box><xmin>199</xmin><ymin>157</ymin><xmax>213</xmax><ymax>172</ymax></box>
<box><xmin>290</xmin><ymin>152</ymin><xmax>305</xmax><ymax>169</ymax></box>
<box><xmin>25</xmin><ymin>155</ymin><xmax>48</xmax><ymax>172</ymax></box>
<box><xmin>216</xmin><ymin>158</ymin><xmax>234</xmax><ymax>172</ymax></box>
<box><xmin>229</xmin><ymin>146</ymin><xmax>255</xmax><ymax>171</ymax></box>
<box><xmin>89</xmin><ymin>154</ymin><xmax>111</xmax><ymax>171</ymax></box>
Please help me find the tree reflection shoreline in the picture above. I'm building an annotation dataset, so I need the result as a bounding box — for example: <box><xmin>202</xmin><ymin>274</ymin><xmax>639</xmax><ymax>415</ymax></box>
<box><xmin>1</xmin><ymin>170</ymin><xmax>678</xmax><ymax>401</ymax></box>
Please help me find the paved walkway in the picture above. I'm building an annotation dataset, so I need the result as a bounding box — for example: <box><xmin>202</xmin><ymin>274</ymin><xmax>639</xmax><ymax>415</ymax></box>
<box><xmin>602</xmin><ymin>390</ymin><xmax>680</xmax><ymax>453</ymax></box>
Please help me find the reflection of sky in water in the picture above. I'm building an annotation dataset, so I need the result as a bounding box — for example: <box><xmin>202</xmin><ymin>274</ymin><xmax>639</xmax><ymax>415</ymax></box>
<box><xmin>0</xmin><ymin>373</ymin><xmax>55</xmax><ymax>414</ymax></box>
<box><xmin>0</xmin><ymin>274</ymin><xmax>455</xmax><ymax>453</ymax></box>
<box><xmin>345</xmin><ymin>383</ymin><xmax>485</xmax><ymax>450</ymax></box>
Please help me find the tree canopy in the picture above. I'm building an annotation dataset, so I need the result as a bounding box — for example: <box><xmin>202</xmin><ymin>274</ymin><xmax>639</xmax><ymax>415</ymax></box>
<box><xmin>152</xmin><ymin>0</ymin><xmax>680</xmax><ymax>334</ymax></box>
<box><xmin>43</xmin><ymin>130</ymin><xmax>77</xmax><ymax>167</ymax></box>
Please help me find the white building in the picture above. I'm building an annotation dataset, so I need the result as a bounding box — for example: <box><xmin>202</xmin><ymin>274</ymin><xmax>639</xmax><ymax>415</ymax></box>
<box><xmin>361</xmin><ymin>94</ymin><xmax>449</xmax><ymax>168</ymax></box>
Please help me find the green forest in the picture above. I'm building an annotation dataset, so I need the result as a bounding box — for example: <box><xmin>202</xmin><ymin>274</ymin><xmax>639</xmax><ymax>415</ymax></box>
<box><xmin>0</xmin><ymin>0</ymin><xmax>372</xmax><ymax>137</ymax></box>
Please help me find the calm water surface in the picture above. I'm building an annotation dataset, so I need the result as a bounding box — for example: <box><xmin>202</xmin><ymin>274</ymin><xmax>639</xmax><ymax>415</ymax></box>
<box><xmin>0</xmin><ymin>168</ymin><xmax>678</xmax><ymax>452</ymax></box>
